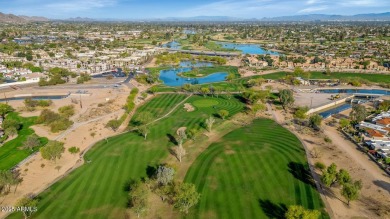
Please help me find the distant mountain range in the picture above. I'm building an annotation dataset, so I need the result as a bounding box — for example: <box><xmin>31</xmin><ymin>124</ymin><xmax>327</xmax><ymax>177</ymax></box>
<box><xmin>1</xmin><ymin>11</ymin><xmax>390</xmax><ymax>23</ymax></box>
<box><xmin>0</xmin><ymin>12</ymin><xmax>49</xmax><ymax>23</ymax></box>
<box><xmin>160</xmin><ymin>12</ymin><xmax>390</xmax><ymax>22</ymax></box>
<box><xmin>260</xmin><ymin>12</ymin><xmax>390</xmax><ymax>21</ymax></box>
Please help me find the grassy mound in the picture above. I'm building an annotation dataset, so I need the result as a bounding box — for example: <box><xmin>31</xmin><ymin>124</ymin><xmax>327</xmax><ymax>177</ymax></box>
<box><xmin>184</xmin><ymin>119</ymin><xmax>328</xmax><ymax>219</ymax></box>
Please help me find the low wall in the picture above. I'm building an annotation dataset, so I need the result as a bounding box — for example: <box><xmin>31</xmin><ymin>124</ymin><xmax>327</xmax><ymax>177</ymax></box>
<box><xmin>13</xmin><ymin>92</ymin><xmax>69</xmax><ymax>97</ymax></box>
<box><xmin>0</xmin><ymin>80</ymin><xmax>38</xmax><ymax>88</ymax></box>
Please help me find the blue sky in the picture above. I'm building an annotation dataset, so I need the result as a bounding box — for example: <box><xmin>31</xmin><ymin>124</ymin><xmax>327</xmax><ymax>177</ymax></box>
<box><xmin>1</xmin><ymin>0</ymin><xmax>390</xmax><ymax>19</ymax></box>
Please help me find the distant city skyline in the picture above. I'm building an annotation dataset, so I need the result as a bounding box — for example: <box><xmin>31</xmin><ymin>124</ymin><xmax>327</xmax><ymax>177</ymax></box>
<box><xmin>1</xmin><ymin>0</ymin><xmax>390</xmax><ymax>19</ymax></box>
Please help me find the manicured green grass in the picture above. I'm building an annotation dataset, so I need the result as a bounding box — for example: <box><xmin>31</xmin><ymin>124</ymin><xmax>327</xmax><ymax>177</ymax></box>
<box><xmin>0</xmin><ymin>112</ymin><xmax>48</xmax><ymax>170</ymax></box>
<box><xmin>192</xmin><ymin>99</ymin><xmax>219</xmax><ymax>108</ymax></box>
<box><xmin>178</xmin><ymin>66</ymin><xmax>239</xmax><ymax>78</ymax></box>
<box><xmin>184</xmin><ymin>119</ymin><xmax>328</xmax><ymax>219</ymax></box>
<box><xmin>130</xmin><ymin>94</ymin><xmax>187</xmax><ymax>125</ymax></box>
<box><xmin>8</xmin><ymin>94</ymin><xmax>244</xmax><ymax>219</ymax></box>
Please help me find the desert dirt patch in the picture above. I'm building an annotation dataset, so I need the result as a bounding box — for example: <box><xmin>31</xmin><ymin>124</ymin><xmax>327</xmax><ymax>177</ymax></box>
<box><xmin>183</xmin><ymin>103</ymin><xmax>195</xmax><ymax>112</ymax></box>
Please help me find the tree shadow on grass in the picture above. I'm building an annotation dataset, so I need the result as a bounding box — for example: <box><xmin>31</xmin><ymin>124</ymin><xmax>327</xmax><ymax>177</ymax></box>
<box><xmin>258</xmin><ymin>199</ymin><xmax>287</xmax><ymax>219</ymax></box>
<box><xmin>233</xmin><ymin>94</ymin><xmax>247</xmax><ymax>104</ymax></box>
<box><xmin>288</xmin><ymin>162</ymin><xmax>316</xmax><ymax>188</ymax></box>
<box><xmin>146</xmin><ymin>165</ymin><xmax>157</xmax><ymax>179</ymax></box>
<box><xmin>166</xmin><ymin>134</ymin><xmax>177</xmax><ymax>145</ymax></box>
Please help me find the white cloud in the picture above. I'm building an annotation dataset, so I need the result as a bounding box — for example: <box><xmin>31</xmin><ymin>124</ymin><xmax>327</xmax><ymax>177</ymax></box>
<box><xmin>45</xmin><ymin>0</ymin><xmax>117</xmax><ymax>12</ymax></box>
<box><xmin>178</xmin><ymin>0</ymin><xmax>288</xmax><ymax>17</ymax></box>
<box><xmin>306</xmin><ymin>0</ymin><xmax>324</xmax><ymax>5</ymax></box>
<box><xmin>298</xmin><ymin>6</ymin><xmax>328</xmax><ymax>13</ymax></box>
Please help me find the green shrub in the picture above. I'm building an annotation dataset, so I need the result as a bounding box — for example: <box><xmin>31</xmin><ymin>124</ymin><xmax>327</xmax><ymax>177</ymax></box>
<box><xmin>324</xmin><ymin>137</ymin><xmax>332</xmax><ymax>143</ymax></box>
<box><xmin>314</xmin><ymin>162</ymin><xmax>326</xmax><ymax>171</ymax></box>
<box><xmin>58</xmin><ymin>105</ymin><xmax>75</xmax><ymax>118</ymax></box>
<box><xmin>50</xmin><ymin>118</ymin><xmax>73</xmax><ymax>133</ymax></box>
<box><xmin>36</xmin><ymin>109</ymin><xmax>61</xmax><ymax>124</ymax></box>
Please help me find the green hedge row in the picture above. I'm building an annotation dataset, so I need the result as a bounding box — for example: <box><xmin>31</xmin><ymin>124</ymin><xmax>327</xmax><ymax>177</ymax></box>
<box><xmin>125</xmin><ymin>88</ymin><xmax>139</xmax><ymax>113</ymax></box>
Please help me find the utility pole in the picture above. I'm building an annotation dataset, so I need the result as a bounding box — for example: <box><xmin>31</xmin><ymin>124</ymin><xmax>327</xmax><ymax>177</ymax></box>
<box><xmin>3</xmin><ymin>92</ymin><xmax>8</xmax><ymax>104</ymax></box>
<box><xmin>310</xmin><ymin>96</ymin><xmax>313</xmax><ymax>108</ymax></box>
<box><xmin>79</xmin><ymin>94</ymin><xmax>82</xmax><ymax>109</ymax></box>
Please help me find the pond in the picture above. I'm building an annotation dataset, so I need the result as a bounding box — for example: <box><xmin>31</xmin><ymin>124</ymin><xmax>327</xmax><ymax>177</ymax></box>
<box><xmin>162</xmin><ymin>41</ymin><xmax>181</xmax><ymax>49</ymax></box>
<box><xmin>216</xmin><ymin>42</ymin><xmax>279</xmax><ymax>55</ymax></box>
<box><xmin>159</xmin><ymin>61</ymin><xmax>227</xmax><ymax>87</ymax></box>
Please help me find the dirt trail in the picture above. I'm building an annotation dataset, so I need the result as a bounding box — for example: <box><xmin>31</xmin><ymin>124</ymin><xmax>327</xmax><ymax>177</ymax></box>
<box><xmin>324</xmin><ymin>126</ymin><xmax>390</xmax><ymax>184</ymax></box>
<box><xmin>267</xmin><ymin>103</ymin><xmax>390</xmax><ymax>219</ymax></box>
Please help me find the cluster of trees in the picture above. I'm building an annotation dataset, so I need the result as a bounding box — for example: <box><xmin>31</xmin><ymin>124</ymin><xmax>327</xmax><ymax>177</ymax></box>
<box><xmin>39</xmin><ymin>67</ymin><xmax>76</xmax><ymax>86</ymax></box>
<box><xmin>128</xmin><ymin>165</ymin><xmax>200</xmax><ymax>217</ymax></box>
<box><xmin>318</xmin><ymin>163</ymin><xmax>362</xmax><ymax>205</ymax></box>
<box><xmin>22</xmin><ymin>63</ymin><xmax>43</xmax><ymax>73</ymax></box>
<box><xmin>36</xmin><ymin>107</ymin><xmax>74</xmax><ymax>133</ymax></box>
<box><xmin>195</xmin><ymin>55</ymin><xmax>226</xmax><ymax>65</ymax></box>
<box><xmin>135</xmin><ymin>74</ymin><xmax>159</xmax><ymax>85</ymax></box>
<box><xmin>0</xmin><ymin>104</ymin><xmax>22</xmax><ymax>140</ymax></box>
<box><xmin>283</xmin><ymin>67</ymin><xmax>312</xmax><ymax>85</ymax></box>
<box><xmin>2</xmin><ymin>118</ymin><xmax>22</xmax><ymax>138</ymax></box>
<box><xmin>24</xmin><ymin>98</ymin><xmax>52</xmax><ymax>111</ymax></box>
<box><xmin>40</xmin><ymin>140</ymin><xmax>65</xmax><ymax>163</ymax></box>
<box><xmin>242</xmin><ymin>89</ymin><xmax>269</xmax><ymax>115</ymax></box>
<box><xmin>155</xmin><ymin>52</ymin><xmax>227</xmax><ymax>65</ymax></box>
<box><xmin>76</xmin><ymin>73</ymin><xmax>91</xmax><ymax>84</ymax></box>
<box><xmin>181</xmin><ymin>84</ymin><xmax>231</xmax><ymax>98</ymax></box>
<box><xmin>257</xmin><ymin>54</ymin><xmax>274</xmax><ymax>66</ymax></box>
<box><xmin>106</xmin><ymin>89</ymin><xmax>138</xmax><ymax>131</ymax></box>
<box><xmin>16</xmin><ymin>50</ymin><xmax>33</xmax><ymax>61</ymax></box>
<box><xmin>293</xmin><ymin>106</ymin><xmax>323</xmax><ymax>130</ymax></box>
<box><xmin>246</xmin><ymin>77</ymin><xmax>266</xmax><ymax>88</ymax></box>
<box><xmin>16</xmin><ymin>194</ymin><xmax>39</xmax><ymax>219</ymax></box>
<box><xmin>2</xmin><ymin>61</ymin><xmax>23</xmax><ymax>69</ymax></box>
<box><xmin>0</xmin><ymin>169</ymin><xmax>22</xmax><ymax>196</ymax></box>
<box><xmin>155</xmin><ymin>52</ymin><xmax>192</xmax><ymax>65</ymax></box>
<box><xmin>349</xmin><ymin>104</ymin><xmax>367</xmax><ymax>123</ymax></box>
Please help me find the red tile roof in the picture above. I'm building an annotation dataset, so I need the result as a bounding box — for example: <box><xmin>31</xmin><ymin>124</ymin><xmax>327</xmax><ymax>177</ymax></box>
<box><xmin>366</xmin><ymin>129</ymin><xmax>384</xmax><ymax>137</ymax></box>
<box><xmin>376</xmin><ymin>118</ymin><xmax>390</xmax><ymax>126</ymax></box>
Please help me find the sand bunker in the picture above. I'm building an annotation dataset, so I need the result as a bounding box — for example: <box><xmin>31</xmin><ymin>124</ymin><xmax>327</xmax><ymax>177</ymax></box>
<box><xmin>183</xmin><ymin>103</ymin><xmax>195</xmax><ymax>112</ymax></box>
<box><xmin>176</xmin><ymin>127</ymin><xmax>187</xmax><ymax>135</ymax></box>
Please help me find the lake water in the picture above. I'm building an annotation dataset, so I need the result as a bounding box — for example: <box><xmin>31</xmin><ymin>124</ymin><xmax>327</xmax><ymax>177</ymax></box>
<box><xmin>216</xmin><ymin>42</ymin><xmax>279</xmax><ymax>55</ymax></box>
<box><xmin>162</xmin><ymin>41</ymin><xmax>181</xmax><ymax>49</ymax></box>
<box><xmin>159</xmin><ymin>61</ymin><xmax>227</xmax><ymax>87</ymax></box>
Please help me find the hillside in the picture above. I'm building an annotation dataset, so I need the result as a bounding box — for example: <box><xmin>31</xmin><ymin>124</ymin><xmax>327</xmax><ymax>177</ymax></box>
<box><xmin>0</xmin><ymin>12</ymin><xmax>49</xmax><ymax>23</ymax></box>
